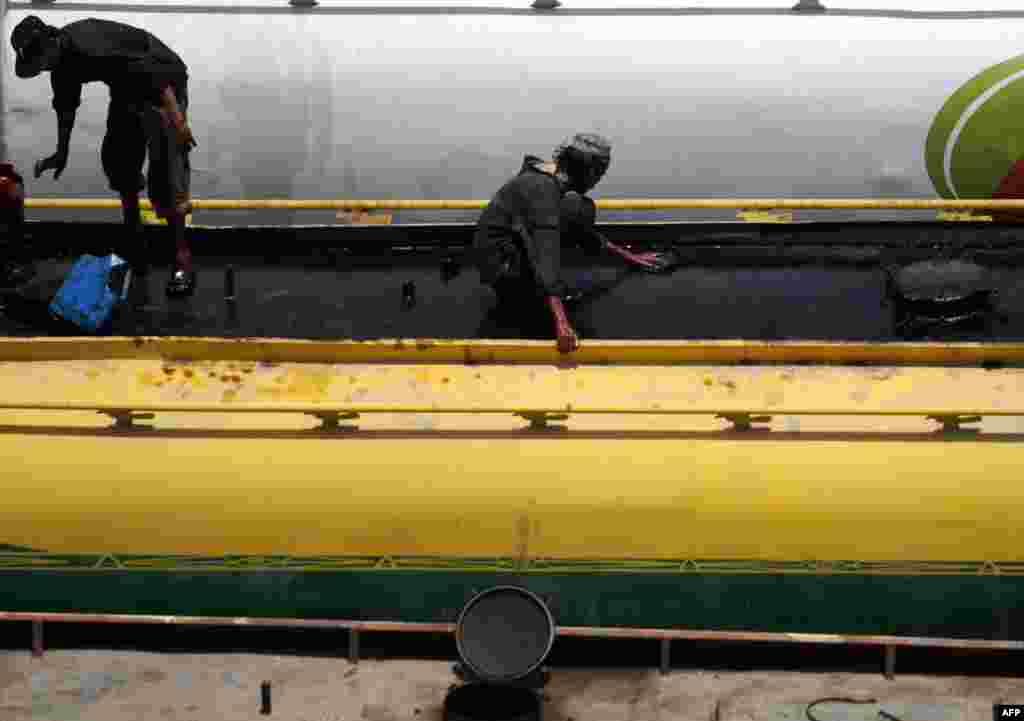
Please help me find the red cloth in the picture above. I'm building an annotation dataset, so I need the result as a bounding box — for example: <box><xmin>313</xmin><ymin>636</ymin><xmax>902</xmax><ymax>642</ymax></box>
<box><xmin>991</xmin><ymin>160</ymin><xmax>1024</xmax><ymax>222</ymax></box>
<box><xmin>0</xmin><ymin>162</ymin><xmax>24</xmax><ymax>184</ymax></box>
<box><xmin>0</xmin><ymin>163</ymin><xmax>24</xmax><ymax>215</ymax></box>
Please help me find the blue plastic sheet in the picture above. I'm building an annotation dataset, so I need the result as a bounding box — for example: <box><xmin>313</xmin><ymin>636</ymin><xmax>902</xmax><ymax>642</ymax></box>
<box><xmin>49</xmin><ymin>254</ymin><xmax>126</xmax><ymax>333</ymax></box>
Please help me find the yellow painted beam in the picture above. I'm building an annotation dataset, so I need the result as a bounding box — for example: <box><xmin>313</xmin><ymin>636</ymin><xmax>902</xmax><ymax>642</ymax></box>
<box><xmin>0</xmin><ymin>356</ymin><xmax>1020</xmax><ymax>561</ymax></box>
<box><xmin>1</xmin><ymin>431</ymin><xmax>1021</xmax><ymax>561</ymax></box>
<box><xmin>22</xmin><ymin>197</ymin><xmax>1024</xmax><ymax>210</ymax></box>
<box><xmin>0</xmin><ymin>357</ymin><xmax>1020</xmax><ymax>432</ymax></box>
<box><xmin>0</xmin><ymin>337</ymin><xmax>1023</xmax><ymax>365</ymax></box>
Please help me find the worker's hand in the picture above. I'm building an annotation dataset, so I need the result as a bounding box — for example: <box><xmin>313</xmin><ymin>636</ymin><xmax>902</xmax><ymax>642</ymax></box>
<box><xmin>34</xmin><ymin>152</ymin><xmax>68</xmax><ymax>180</ymax></box>
<box><xmin>177</xmin><ymin>119</ymin><xmax>197</xmax><ymax>151</ymax></box>
<box><xmin>158</xmin><ymin>108</ymin><xmax>197</xmax><ymax>150</ymax></box>
<box><xmin>546</xmin><ymin>294</ymin><xmax>579</xmax><ymax>353</ymax></box>
<box><xmin>172</xmin><ymin>113</ymin><xmax>197</xmax><ymax>151</ymax></box>
<box><xmin>630</xmin><ymin>251</ymin><xmax>675</xmax><ymax>273</ymax></box>
<box><xmin>556</xmin><ymin>323</ymin><xmax>579</xmax><ymax>354</ymax></box>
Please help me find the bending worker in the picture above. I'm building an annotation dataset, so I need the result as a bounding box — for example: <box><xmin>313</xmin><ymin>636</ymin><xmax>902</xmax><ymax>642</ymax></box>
<box><xmin>12</xmin><ymin>15</ymin><xmax>198</xmax><ymax>298</ymax></box>
<box><xmin>474</xmin><ymin>133</ymin><xmax>669</xmax><ymax>352</ymax></box>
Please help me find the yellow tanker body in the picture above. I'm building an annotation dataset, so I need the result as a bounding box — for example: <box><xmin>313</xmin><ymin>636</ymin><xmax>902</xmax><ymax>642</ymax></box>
<box><xmin>0</xmin><ymin>337</ymin><xmax>1022</xmax><ymax>641</ymax></box>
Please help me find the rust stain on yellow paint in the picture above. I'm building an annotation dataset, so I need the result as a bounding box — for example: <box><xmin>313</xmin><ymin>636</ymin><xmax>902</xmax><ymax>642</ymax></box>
<box><xmin>256</xmin><ymin>368</ymin><xmax>333</xmax><ymax>399</ymax></box>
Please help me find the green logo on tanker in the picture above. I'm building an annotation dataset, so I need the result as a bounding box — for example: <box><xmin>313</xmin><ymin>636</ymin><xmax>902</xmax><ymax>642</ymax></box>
<box><xmin>926</xmin><ymin>54</ymin><xmax>1024</xmax><ymax>199</ymax></box>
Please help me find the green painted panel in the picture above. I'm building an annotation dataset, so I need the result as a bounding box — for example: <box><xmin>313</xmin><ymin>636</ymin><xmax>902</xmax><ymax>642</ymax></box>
<box><xmin>0</xmin><ymin>571</ymin><xmax>1019</xmax><ymax>641</ymax></box>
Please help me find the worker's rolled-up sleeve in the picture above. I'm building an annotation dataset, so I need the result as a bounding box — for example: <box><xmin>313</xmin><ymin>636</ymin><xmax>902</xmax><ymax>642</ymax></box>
<box><xmin>519</xmin><ymin>176</ymin><xmax>567</xmax><ymax>297</ymax></box>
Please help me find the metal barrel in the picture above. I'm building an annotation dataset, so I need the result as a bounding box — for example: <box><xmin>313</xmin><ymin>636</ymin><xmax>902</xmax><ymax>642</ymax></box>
<box><xmin>455</xmin><ymin>586</ymin><xmax>555</xmax><ymax>684</ymax></box>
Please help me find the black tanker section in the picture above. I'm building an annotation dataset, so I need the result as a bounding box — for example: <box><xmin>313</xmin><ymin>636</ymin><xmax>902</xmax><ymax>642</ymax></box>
<box><xmin>4</xmin><ymin>220</ymin><xmax>1024</xmax><ymax>342</ymax></box>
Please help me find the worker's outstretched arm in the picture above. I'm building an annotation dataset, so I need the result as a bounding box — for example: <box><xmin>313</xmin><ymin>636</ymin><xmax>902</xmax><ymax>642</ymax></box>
<box><xmin>600</xmin><ymin>234</ymin><xmax>673</xmax><ymax>272</ymax></box>
<box><xmin>35</xmin><ymin>109</ymin><xmax>76</xmax><ymax>180</ymax></box>
<box><xmin>546</xmin><ymin>295</ymin><xmax>578</xmax><ymax>354</ymax></box>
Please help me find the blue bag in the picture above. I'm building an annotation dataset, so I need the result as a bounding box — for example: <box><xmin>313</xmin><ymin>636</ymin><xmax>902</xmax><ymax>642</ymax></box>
<box><xmin>49</xmin><ymin>254</ymin><xmax>128</xmax><ymax>333</ymax></box>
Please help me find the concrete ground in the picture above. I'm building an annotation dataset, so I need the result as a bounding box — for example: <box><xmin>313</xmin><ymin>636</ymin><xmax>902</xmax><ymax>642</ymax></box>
<box><xmin>1</xmin><ymin>651</ymin><xmax>1022</xmax><ymax>721</ymax></box>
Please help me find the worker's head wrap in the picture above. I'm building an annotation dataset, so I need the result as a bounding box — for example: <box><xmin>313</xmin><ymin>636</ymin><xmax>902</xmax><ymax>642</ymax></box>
<box><xmin>11</xmin><ymin>16</ymin><xmax>62</xmax><ymax>78</ymax></box>
<box><xmin>554</xmin><ymin>133</ymin><xmax>611</xmax><ymax>194</ymax></box>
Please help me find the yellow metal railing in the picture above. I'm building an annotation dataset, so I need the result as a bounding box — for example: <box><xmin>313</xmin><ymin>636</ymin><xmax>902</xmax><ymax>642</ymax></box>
<box><xmin>2</xmin><ymin>338</ymin><xmax>1024</xmax><ymax>365</ymax></box>
<box><xmin>0</xmin><ymin>402</ymin><xmax>1019</xmax><ymax>416</ymax></box>
<box><xmin>21</xmin><ymin>197</ymin><xmax>1024</xmax><ymax>210</ymax></box>
<box><xmin>0</xmin><ymin>402</ymin><xmax>1017</xmax><ymax>432</ymax></box>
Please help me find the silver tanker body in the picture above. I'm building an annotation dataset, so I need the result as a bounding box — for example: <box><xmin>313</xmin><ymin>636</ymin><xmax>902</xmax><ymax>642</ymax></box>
<box><xmin>5</xmin><ymin>0</ymin><xmax>1024</xmax><ymax>225</ymax></box>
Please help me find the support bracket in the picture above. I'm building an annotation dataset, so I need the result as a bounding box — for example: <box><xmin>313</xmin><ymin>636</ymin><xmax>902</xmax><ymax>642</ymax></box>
<box><xmin>517</xmin><ymin>412</ymin><xmax>569</xmax><ymax>431</ymax></box>
<box><xmin>716</xmin><ymin>413</ymin><xmax>772</xmax><ymax>431</ymax></box>
<box><xmin>927</xmin><ymin>414</ymin><xmax>982</xmax><ymax>433</ymax></box>
<box><xmin>31</xmin><ymin>620</ymin><xmax>43</xmax><ymax>658</ymax></box>
<box><xmin>792</xmin><ymin>0</ymin><xmax>826</xmax><ymax>11</ymax></box>
<box><xmin>308</xmin><ymin>411</ymin><xmax>359</xmax><ymax>431</ymax></box>
<box><xmin>349</xmin><ymin>628</ymin><xmax>360</xmax><ymax>664</ymax></box>
<box><xmin>99</xmin><ymin>410</ymin><xmax>155</xmax><ymax>430</ymax></box>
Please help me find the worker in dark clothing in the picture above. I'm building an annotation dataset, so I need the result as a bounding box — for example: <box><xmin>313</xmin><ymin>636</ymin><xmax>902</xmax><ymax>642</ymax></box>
<box><xmin>474</xmin><ymin>133</ymin><xmax>670</xmax><ymax>352</ymax></box>
<box><xmin>11</xmin><ymin>15</ymin><xmax>198</xmax><ymax>298</ymax></box>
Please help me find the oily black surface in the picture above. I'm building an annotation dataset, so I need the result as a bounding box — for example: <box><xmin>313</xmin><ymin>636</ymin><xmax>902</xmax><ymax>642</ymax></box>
<box><xmin>3</xmin><ymin>255</ymin><xmax>1024</xmax><ymax>341</ymax></box>
<box><xmin>4</xmin><ymin>220</ymin><xmax>1024</xmax><ymax>341</ymax></box>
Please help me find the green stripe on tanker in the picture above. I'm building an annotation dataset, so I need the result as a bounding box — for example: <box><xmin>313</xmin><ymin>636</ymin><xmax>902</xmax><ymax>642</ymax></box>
<box><xmin>927</xmin><ymin>54</ymin><xmax>1024</xmax><ymax>199</ymax></box>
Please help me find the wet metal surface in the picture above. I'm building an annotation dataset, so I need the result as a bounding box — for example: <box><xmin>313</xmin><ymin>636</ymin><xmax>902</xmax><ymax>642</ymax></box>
<box><xmin>4</xmin><ymin>257</ymin><xmax>1024</xmax><ymax>342</ymax></box>
<box><xmin>891</xmin><ymin>260</ymin><xmax>993</xmax><ymax>302</ymax></box>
